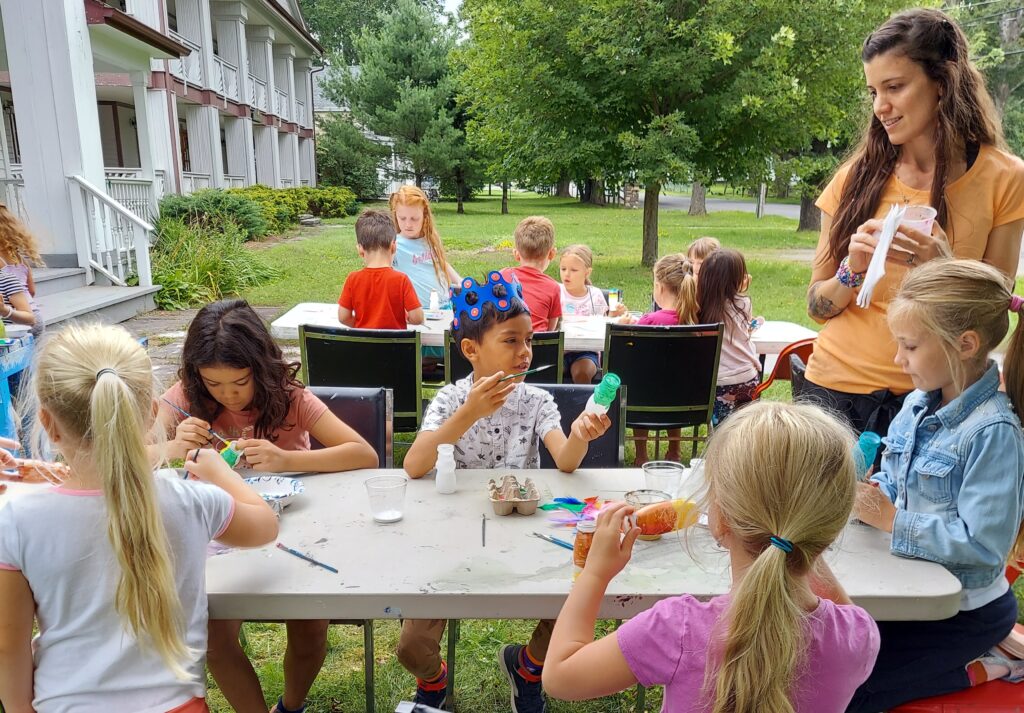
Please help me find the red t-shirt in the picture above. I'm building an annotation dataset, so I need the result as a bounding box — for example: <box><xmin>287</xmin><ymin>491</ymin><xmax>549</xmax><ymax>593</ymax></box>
<box><xmin>500</xmin><ymin>266</ymin><xmax>562</xmax><ymax>332</ymax></box>
<box><xmin>339</xmin><ymin>267</ymin><xmax>420</xmax><ymax>330</ymax></box>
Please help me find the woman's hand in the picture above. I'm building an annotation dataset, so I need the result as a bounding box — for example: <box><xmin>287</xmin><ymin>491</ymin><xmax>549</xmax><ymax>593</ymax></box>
<box><xmin>890</xmin><ymin>221</ymin><xmax>951</xmax><ymax>268</ymax></box>
<box><xmin>581</xmin><ymin>502</ymin><xmax>641</xmax><ymax>584</ymax></box>
<box><xmin>235</xmin><ymin>438</ymin><xmax>291</xmax><ymax>472</ymax></box>
<box><xmin>854</xmin><ymin>482</ymin><xmax>897</xmax><ymax>533</ymax></box>
<box><xmin>847</xmin><ymin>219</ymin><xmax>885</xmax><ymax>273</ymax></box>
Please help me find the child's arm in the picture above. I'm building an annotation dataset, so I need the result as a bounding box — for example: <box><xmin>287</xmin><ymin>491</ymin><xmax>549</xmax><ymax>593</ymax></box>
<box><xmin>406</xmin><ymin>307</ymin><xmax>424</xmax><ymax>325</ymax></box>
<box><xmin>236</xmin><ymin>410</ymin><xmax>378</xmax><ymax>473</ymax></box>
<box><xmin>404</xmin><ymin>373</ymin><xmax>515</xmax><ymax>477</ymax></box>
<box><xmin>854</xmin><ymin>482</ymin><xmax>897</xmax><ymax>532</ymax></box>
<box><xmin>25</xmin><ymin>268</ymin><xmax>34</xmax><ymax>298</ymax></box>
<box><xmin>3</xmin><ymin>292</ymin><xmax>34</xmax><ymax>327</ymax></box>
<box><xmin>543</xmin><ymin>411</ymin><xmax>612</xmax><ymax>473</ymax></box>
<box><xmin>809</xmin><ymin>558</ymin><xmax>853</xmax><ymax>605</ymax></box>
<box><xmin>445</xmin><ymin>262</ymin><xmax>461</xmax><ymax>284</ymax></box>
<box><xmin>338</xmin><ymin>305</ymin><xmax>355</xmax><ymax>327</ymax></box>
<box><xmin>0</xmin><ymin>570</ymin><xmax>37</xmax><ymax>713</ymax></box>
<box><xmin>547</xmin><ymin>316</ymin><xmax>560</xmax><ymax>331</ymax></box>
<box><xmin>544</xmin><ymin>502</ymin><xmax>640</xmax><ymax>701</ymax></box>
<box><xmin>184</xmin><ymin>449</ymin><xmax>278</xmax><ymax>547</ymax></box>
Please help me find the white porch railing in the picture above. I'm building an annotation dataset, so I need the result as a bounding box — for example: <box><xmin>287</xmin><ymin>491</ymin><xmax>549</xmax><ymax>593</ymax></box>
<box><xmin>281</xmin><ymin>178</ymin><xmax>294</xmax><ymax>187</ymax></box>
<box><xmin>169</xmin><ymin>31</ymin><xmax>204</xmax><ymax>87</ymax></box>
<box><xmin>213</xmin><ymin>56</ymin><xmax>239</xmax><ymax>101</ymax></box>
<box><xmin>295</xmin><ymin>100</ymin><xmax>306</xmax><ymax>127</ymax></box>
<box><xmin>225</xmin><ymin>175</ymin><xmax>246</xmax><ymax>188</ymax></box>
<box><xmin>68</xmin><ymin>174</ymin><xmax>153</xmax><ymax>288</ymax></box>
<box><xmin>300</xmin><ymin>179</ymin><xmax>310</xmax><ymax>186</ymax></box>
<box><xmin>104</xmin><ymin>169</ymin><xmax>155</xmax><ymax>220</ymax></box>
<box><xmin>274</xmin><ymin>88</ymin><xmax>289</xmax><ymax>120</ymax></box>
<box><xmin>248</xmin><ymin>75</ymin><xmax>269</xmax><ymax>112</ymax></box>
<box><xmin>181</xmin><ymin>172</ymin><xmax>212</xmax><ymax>194</ymax></box>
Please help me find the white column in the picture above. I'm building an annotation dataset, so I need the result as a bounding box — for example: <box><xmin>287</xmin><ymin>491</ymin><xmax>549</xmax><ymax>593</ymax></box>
<box><xmin>130</xmin><ymin>71</ymin><xmax>158</xmax><ymax>214</ymax></box>
<box><xmin>247</xmin><ymin>25</ymin><xmax>275</xmax><ymax>110</ymax></box>
<box><xmin>211</xmin><ymin>1</ymin><xmax>249</xmax><ymax>103</ymax></box>
<box><xmin>205</xmin><ymin>107</ymin><xmax>225</xmax><ymax>187</ymax></box>
<box><xmin>274</xmin><ymin>44</ymin><xmax>295</xmax><ymax>121</ymax></box>
<box><xmin>182</xmin><ymin>104</ymin><xmax>223</xmax><ymax>187</ymax></box>
<box><xmin>0</xmin><ymin>0</ymin><xmax>104</xmax><ymax>260</ymax></box>
<box><xmin>254</xmin><ymin>124</ymin><xmax>280</xmax><ymax>187</ymax></box>
<box><xmin>294</xmin><ymin>58</ymin><xmax>311</xmax><ymax>128</ymax></box>
<box><xmin>196</xmin><ymin>0</ymin><xmax>216</xmax><ymax>91</ymax></box>
<box><xmin>126</xmin><ymin>0</ymin><xmax>162</xmax><ymax>30</ymax></box>
<box><xmin>289</xmin><ymin>132</ymin><xmax>300</xmax><ymax>185</ymax></box>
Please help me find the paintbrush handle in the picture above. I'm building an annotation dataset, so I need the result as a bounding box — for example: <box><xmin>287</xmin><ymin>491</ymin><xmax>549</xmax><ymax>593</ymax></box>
<box><xmin>161</xmin><ymin>398</ymin><xmax>230</xmax><ymax>447</ymax></box>
<box><xmin>276</xmin><ymin>543</ymin><xmax>339</xmax><ymax>573</ymax></box>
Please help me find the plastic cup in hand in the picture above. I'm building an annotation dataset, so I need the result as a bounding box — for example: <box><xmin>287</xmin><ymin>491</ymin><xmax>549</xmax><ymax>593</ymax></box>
<box><xmin>900</xmin><ymin>205</ymin><xmax>937</xmax><ymax>236</ymax></box>
<box><xmin>642</xmin><ymin>460</ymin><xmax>684</xmax><ymax>496</ymax></box>
<box><xmin>365</xmin><ymin>474</ymin><xmax>408</xmax><ymax>523</ymax></box>
<box><xmin>608</xmin><ymin>289</ymin><xmax>620</xmax><ymax>312</ymax></box>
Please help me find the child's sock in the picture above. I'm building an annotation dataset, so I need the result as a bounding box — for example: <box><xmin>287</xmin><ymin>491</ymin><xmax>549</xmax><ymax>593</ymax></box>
<box><xmin>417</xmin><ymin>661</ymin><xmax>448</xmax><ymax>691</ymax></box>
<box><xmin>517</xmin><ymin>646</ymin><xmax>543</xmax><ymax>683</ymax></box>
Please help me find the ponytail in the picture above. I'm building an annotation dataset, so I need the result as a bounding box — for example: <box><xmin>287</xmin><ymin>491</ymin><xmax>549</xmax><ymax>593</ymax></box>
<box><xmin>675</xmin><ymin>271</ymin><xmax>699</xmax><ymax>325</ymax></box>
<box><xmin>653</xmin><ymin>253</ymin><xmax>699</xmax><ymax>325</ymax></box>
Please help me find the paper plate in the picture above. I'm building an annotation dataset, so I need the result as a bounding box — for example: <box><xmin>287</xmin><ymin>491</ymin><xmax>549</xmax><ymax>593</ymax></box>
<box><xmin>244</xmin><ymin>475</ymin><xmax>304</xmax><ymax>507</ymax></box>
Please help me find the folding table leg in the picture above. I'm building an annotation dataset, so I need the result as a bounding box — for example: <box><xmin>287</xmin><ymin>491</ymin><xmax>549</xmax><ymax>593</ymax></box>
<box><xmin>634</xmin><ymin>683</ymin><xmax>646</xmax><ymax>713</ymax></box>
<box><xmin>445</xmin><ymin>619</ymin><xmax>460</xmax><ymax>707</ymax></box>
<box><xmin>363</xmin><ymin>620</ymin><xmax>375</xmax><ymax>713</ymax></box>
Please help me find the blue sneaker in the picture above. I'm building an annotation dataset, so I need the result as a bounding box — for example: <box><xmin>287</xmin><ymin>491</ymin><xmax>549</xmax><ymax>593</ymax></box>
<box><xmin>413</xmin><ymin>684</ymin><xmax>447</xmax><ymax>711</ymax></box>
<box><xmin>498</xmin><ymin>644</ymin><xmax>547</xmax><ymax>713</ymax></box>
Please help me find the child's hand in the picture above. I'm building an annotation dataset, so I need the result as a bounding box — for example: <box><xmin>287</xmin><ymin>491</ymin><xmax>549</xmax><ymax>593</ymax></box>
<box><xmin>609</xmin><ymin>302</ymin><xmax>628</xmax><ymax>317</ymax></box>
<box><xmin>235</xmin><ymin>438</ymin><xmax>290</xmax><ymax>472</ymax></box>
<box><xmin>183</xmin><ymin>447</ymin><xmax>236</xmax><ymax>482</ymax></box>
<box><xmin>854</xmin><ymin>481</ymin><xmax>896</xmax><ymax>533</ymax></box>
<box><xmin>463</xmin><ymin>372</ymin><xmax>516</xmax><ymax>421</ymax></box>
<box><xmin>617</xmin><ymin>313</ymin><xmax>637</xmax><ymax>325</ymax></box>
<box><xmin>1</xmin><ymin>459</ymin><xmax>70</xmax><ymax>484</ymax></box>
<box><xmin>174</xmin><ymin>416</ymin><xmax>213</xmax><ymax>451</ymax></box>
<box><xmin>582</xmin><ymin>502</ymin><xmax>640</xmax><ymax>583</ymax></box>
<box><xmin>570</xmin><ymin>412</ymin><xmax>611</xmax><ymax>442</ymax></box>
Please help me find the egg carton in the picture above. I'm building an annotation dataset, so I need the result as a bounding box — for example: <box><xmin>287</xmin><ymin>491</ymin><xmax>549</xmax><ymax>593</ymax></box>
<box><xmin>487</xmin><ymin>474</ymin><xmax>540</xmax><ymax>516</ymax></box>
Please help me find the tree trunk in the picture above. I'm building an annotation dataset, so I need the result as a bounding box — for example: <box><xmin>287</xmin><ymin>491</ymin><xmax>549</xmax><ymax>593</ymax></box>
<box><xmin>578</xmin><ymin>179</ymin><xmax>590</xmax><ymax>203</ymax></box>
<box><xmin>587</xmin><ymin>178</ymin><xmax>606</xmax><ymax>206</ymax></box>
<box><xmin>688</xmin><ymin>181</ymin><xmax>707</xmax><ymax>216</ymax></box>
<box><xmin>642</xmin><ymin>181</ymin><xmax>660</xmax><ymax>267</ymax></box>
<box><xmin>798</xmin><ymin>194</ymin><xmax>821</xmax><ymax>232</ymax></box>
<box><xmin>456</xmin><ymin>177</ymin><xmax>465</xmax><ymax>214</ymax></box>
<box><xmin>415</xmin><ymin>173</ymin><xmax>424</xmax><ymax>188</ymax></box>
<box><xmin>555</xmin><ymin>178</ymin><xmax>572</xmax><ymax>197</ymax></box>
<box><xmin>488</xmin><ymin>183</ymin><xmax>492</xmax><ymax>196</ymax></box>
<box><xmin>501</xmin><ymin>180</ymin><xmax>509</xmax><ymax>214</ymax></box>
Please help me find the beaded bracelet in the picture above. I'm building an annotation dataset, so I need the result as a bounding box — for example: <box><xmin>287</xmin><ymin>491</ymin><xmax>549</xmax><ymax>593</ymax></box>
<box><xmin>835</xmin><ymin>256</ymin><xmax>865</xmax><ymax>289</ymax></box>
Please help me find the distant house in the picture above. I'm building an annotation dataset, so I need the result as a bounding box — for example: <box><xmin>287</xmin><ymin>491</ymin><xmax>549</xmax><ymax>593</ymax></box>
<box><xmin>0</xmin><ymin>0</ymin><xmax>320</xmax><ymax>324</ymax></box>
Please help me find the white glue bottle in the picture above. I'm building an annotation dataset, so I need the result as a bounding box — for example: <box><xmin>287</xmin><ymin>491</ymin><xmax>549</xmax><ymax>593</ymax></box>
<box><xmin>585</xmin><ymin>373</ymin><xmax>622</xmax><ymax>416</ymax></box>
<box><xmin>435</xmin><ymin>443</ymin><xmax>457</xmax><ymax>494</ymax></box>
<box><xmin>429</xmin><ymin>289</ymin><xmax>440</xmax><ymax>311</ymax></box>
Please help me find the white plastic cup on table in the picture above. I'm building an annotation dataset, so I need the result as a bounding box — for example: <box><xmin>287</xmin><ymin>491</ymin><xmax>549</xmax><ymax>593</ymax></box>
<box><xmin>365</xmin><ymin>474</ymin><xmax>408</xmax><ymax>523</ymax></box>
<box><xmin>899</xmin><ymin>204</ymin><xmax>937</xmax><ymax>236</ymax></box>
<box><xmin>608</xmin><ymin>289</ymin><xmax>620</xmax><ymax>312</ymax></box>
<box><xmin>642</xmin><ymin>460</ymin><xmax>684</xmax><ymax>496</ymax></box>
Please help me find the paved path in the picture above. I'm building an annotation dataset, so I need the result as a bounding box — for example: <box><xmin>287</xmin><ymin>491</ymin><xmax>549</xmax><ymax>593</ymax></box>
<box><xmin>641</xmin><ymin>191</ymin><xmax>802</xmax><ymax>220</ymax></box>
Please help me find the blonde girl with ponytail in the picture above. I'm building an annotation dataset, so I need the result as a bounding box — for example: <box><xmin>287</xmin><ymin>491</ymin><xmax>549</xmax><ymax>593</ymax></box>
<box><xmin>544</xmin><ymin>400</ymin><xmax>881</xmax><ymax>712</ymax></box>
<box><xmin>851</xmin><ymin>258</ymin><xmax>1024</xmax><ymax>710</ymax></box>
<box><xmin>0</xmin><ymin>323</ymin><xmax>277</xmax><ymax>713</ymax></box>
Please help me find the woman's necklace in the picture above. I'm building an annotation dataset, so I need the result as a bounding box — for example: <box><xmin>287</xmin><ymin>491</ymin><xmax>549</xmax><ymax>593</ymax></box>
<box><xmin>893</xmin><ymin>163</ymin><xmax>933</xmax><ymax>205</ymax></box>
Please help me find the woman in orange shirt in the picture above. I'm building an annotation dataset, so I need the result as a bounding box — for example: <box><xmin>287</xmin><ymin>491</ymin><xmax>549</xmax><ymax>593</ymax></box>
<box><xmin>804</xmin><ymin>7</ymin><xmax>1024</xmax><ymax>436</ymax></box>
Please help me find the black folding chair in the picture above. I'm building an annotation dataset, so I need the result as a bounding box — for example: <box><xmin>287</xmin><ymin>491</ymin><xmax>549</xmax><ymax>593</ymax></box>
<box><xmin>537</xmin><ymin>383</ymin><xmax>627</xmax><ymax>467</ymax></box>
<box><xmin>299</xmin><ymin>326</ymin><xmax>422</xmax><ymax>433</ymax></box>
<box><xmin>307</xmin><ymin>386</ymin><xmax>393</xmax><ymax>468</ymax></box>
<box><xmin>443</xmin><ymin>330</ymin><xmax>565</xmax><ymax>385</ymax></box>
<box><xmin>603</xmin><ymin>323</ymin><xmax>723</xmax><ymax>461</ymax></box>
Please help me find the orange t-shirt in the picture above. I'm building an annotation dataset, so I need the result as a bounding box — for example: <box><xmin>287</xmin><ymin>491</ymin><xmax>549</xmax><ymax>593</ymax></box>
<box><xmin>808</xmin><ymin>144</ymin><xmax>1024</xmax><ymax>394</ymax></box>
<box><xmin>338</xmin><ymin>266</ymin><xmax>420</xmax><ymax>330</ymax></box>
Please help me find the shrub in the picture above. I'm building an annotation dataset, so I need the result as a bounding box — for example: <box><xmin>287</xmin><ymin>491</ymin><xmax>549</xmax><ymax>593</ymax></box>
<box><xmin>149</xmin><ymin>217</ymin><xmax>281</xmax><ymax>310</ymax></box>
<box><xmin>158</xmin><ymin>189</ymin><xmax>269</xmax><ymax>241</ymax></box>
<box><xmin>228</xmin><ymin>185</ymin><xmax>358</xmax><ymax>233</ymax></box>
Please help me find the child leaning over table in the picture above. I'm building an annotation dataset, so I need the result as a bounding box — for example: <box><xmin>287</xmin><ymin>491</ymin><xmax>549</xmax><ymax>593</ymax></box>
<box><xmin>402</xmin><ymin>271</ymin><xmax>612</xmax><ymax>713</ymax></box>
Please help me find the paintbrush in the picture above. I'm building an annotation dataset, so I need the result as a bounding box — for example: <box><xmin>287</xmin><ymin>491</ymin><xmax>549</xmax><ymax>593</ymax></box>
<box><xmin>276</xmin><ymin>542</ymin><xmax>339</xmax><ymax>574</ymax></box>
<box><xmin>160</xmin><ymin>398</ymin><xmax>231</xmax><ymax>447</ymax></box>
<box><xmin>531</xmin><ymin>531</ymin><xmax>574</xmax><ymax>551</ymax></box>
<box><xmin>498</xmin><ymin>365</ymin><xmax>553</xmax><ymax>382</ymax></box>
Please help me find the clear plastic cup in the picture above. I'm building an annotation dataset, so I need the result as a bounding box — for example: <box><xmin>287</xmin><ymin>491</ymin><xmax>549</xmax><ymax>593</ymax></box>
<box><xmin>900</xmin><ymin>205</ymin><xmax>937</xmax><ymax>236</ymax></box>
<box><xmin>365</xmin><ymin>474</ymin><xmax>408</xmax><ymax>523</ymax></box>
<box><xmin>625</xmin><ymin>489</ymin><xmax>671</xmax><ymax>541</ymax></box>
<box><xmin>642</xmin><ymin>460</ymin><xmax>684</xmax><ymax>496</ymax></box>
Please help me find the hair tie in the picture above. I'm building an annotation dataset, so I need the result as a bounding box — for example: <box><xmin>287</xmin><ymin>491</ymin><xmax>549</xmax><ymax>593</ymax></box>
<box><xmin>769</xmin><ymin>536</ymin><xmax>794</xmax><ymax>554</ymax></box>
<box><xmin>1010</xmin><ymin>295</ymin><xmax>1024</xmax><ymax>314</ymax></box>
<box><xmin>95</xmin><ymin>368</ymin><xmax>118</xmax><ymax>381</ymax></box>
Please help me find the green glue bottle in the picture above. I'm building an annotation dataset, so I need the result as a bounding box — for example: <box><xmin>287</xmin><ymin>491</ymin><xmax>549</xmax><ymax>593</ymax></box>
<box><xmin>585</xmin><ymin>373</ymin><xmax>621</xmax><ymax>416</ymax></box>
<box><xmin>220</xmin><ymin>442</ymin><xmax>241</xmax><ymax>468</ymax></box>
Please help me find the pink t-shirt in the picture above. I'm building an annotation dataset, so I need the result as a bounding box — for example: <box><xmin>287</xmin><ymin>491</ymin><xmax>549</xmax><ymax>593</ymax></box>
<box><xmin>162</xmin><ymin>381</ymin><xmax>328</xmax><ymax>450</ymax></box>
<box><xmin>637</xmin><ymin>308</ymin><xmax>680</xmax><ymax>326</ymax></box>
<box><xmin>617</xmin><ymin>594</ymin><xmax>879</xmax><ymax>713</ymax></box>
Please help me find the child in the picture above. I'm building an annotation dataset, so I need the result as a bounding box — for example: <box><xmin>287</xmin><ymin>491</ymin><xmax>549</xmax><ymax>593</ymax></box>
<box><xmin>390</xmin><ymin>186</ymin><xmax>460</xmax><ymax>309</ymax></box>
<box><xmin>0</xmin><ymin>204</ymin><xmax>42</xmax><ymax>335</ymax></box>
<box><xmin>686</xmin><ymin>235</ymin><xmax>721</xmax><ymax>279</ymax></box>
<box><xmin>159</xmin><ymin>299</ymin><xmax>378</xmax><ymax>713</ymax></box>
<box><xmin>851</xmin><ymin>259</ymin><xmax>1024</xmax><ymax>711</ymax></box>
<box><xmin>0</xmin><ymin>323</ymin><xmax>279</xmax><ymax>712</ymax></box>
<box><xmin>697</xmin><ymin>248</ymin><xmax>761</xmax><ymax>423</ymax></box>
<box><xmin>559</xmin><ymin>244</ymin><xmax>622</xmax><ymax>384</ymax></box>
<box><xmin>339</xmin><ymin>209</ymin><xmax>424</xmax><ymax>329</ymax></box>
<box><xmin>543</xmin><ymin>400</ymin><xmax>880</xmax><ymax>712</ymax></box>
<box><xmin>401</xmin><ymin>271</ymin><xmax>612</xmax><ymax>711</ymax></box>
<box><xmin>620</xmin><ymin>253</ymin><xmax>698</xmax><ymax>464</ymax></box>
<box><xmin>501</xmin><ymin>216</ymin><xmax>562</xmax><ymax>332</ymax></box>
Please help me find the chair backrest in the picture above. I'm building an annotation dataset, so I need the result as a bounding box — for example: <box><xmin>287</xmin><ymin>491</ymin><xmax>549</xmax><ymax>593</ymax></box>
<box><xmin>603</xmin><ymin>323</ymin><xmax>723</xmax><ymax>429</ymax></box>
<box><xmin>753</xmin><ymin>337</ymin><xmax>815</xmax><ymax>398</ymax></box>
<box><xmin>300</xmin><ymin>325</ymin><xmax>422</xmax><ymax>432</ymax></box>
<box><xmin>307</xmin><ymin>386</ymin><xmax>393</xmax><ymax>468</ymax></box>
<box><xmin>537</xmin><ymin>383</ymin><xmax>626</xmax><ymax>468</ymax></box>
<box><xmin>444</xmin><ymin>330</ymin><xmax>565</xmax><ymax>385</ymax></box>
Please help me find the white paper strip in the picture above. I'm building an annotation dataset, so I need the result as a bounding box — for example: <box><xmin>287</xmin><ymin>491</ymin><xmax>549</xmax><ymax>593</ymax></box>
<box><xmin>856</xmin><ymin>203</ymin><xmax>907</xmax><ymax>309</ymax></box>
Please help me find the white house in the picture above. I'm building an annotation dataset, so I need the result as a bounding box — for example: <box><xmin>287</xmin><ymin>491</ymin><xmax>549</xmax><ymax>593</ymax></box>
<box><xmin>0</xmin><ymin>0</ymin><xmax>321</xmax><ymax>324</ymax></box>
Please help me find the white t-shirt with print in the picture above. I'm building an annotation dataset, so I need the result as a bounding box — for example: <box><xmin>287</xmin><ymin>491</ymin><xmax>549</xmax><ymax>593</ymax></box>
<box><xmin>0</xmin><ymin>475</ymin><xmax>235</xmax><ymax>713</ymax></box>
<box><xmin>421</xmin><ymin>376</ymin><xmax>563</xmax><ymax>468</ymax></box>
<box><xmin>559</xmin><ymin>284</ymin><xmax>608</xmax><ymax>317</ymax></box>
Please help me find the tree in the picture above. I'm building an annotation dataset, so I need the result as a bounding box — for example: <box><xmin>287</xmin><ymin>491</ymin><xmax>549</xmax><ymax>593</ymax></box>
<box><xmin>315</xmin><ymin>114</ymin><xmax>390</xmax><ymax>198</ymax></box>
<box><xmin>298</xmin><ymin>0</ymin><xmax>441</xmax><ymax>63</ymax></box>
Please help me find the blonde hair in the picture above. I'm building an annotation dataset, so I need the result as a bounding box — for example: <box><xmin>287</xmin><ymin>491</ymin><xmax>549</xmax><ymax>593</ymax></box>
<box><xmin>561</xmin><ymin>244</ymin><xmax>594</xmax><ymax>284</ymax></box>
<box><xmin>701</xmin><ymin>401</ymin><xmax>857</xmax><ymax>713</ymax></box>
<box><xmin>389</xmin><ymin>186</ymin><xmax>449</xmax><ymax>290</ymax></box>
<box><xmin>513</xmin><ymin>216</ymin><xmax>555</xmax><ymax>260</ymax></box>
<box><xmin>654</xmin><ymin>253</ymin><xmax>698</xmax><ymax>325</ymax></box>
<box><xmin>30</xmin><ymin>324</ymin><xmax>191</xmax><ymax>678</ymax></box>
<box><xmin>687</xmin><ymin>236</ymin><xmax>721</xmax><ymax>261</ymax></box>
<box><xmin>0</xmin><ymin>204</ymin><xmax>42</xmax><ymax>266</ymax></box>
<box><xmin>888</xmin><ymin>258</ymin><xmax>1024</xmax><ymax>563</ymax></box>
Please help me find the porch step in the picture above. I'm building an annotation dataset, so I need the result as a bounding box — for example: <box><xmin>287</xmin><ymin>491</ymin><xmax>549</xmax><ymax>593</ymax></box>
<box><xmin>36</xmin><ymin>285</ymin><xmax>160</xmax><ymax>328</ymax></box>
<box><xmin>33</xmin><ymin>267</ymin><xmax>88</xmax><ymax>297</ymax></box>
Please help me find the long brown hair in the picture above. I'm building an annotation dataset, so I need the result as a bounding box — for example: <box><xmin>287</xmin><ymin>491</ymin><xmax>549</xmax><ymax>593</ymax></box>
<box><xmin>698</xmin><ymin>249</ymin><xmax>750</xmax><ymax>328</ymax></box>
<box><xmin>825</xmin><ymin>8</ymin><xmax>1004</xmax><ymax>267</ymax></box>
<box><xmin>389</xmin><ymin>186</ymin><xmax>449</xmax><ymax>290</ymax></box>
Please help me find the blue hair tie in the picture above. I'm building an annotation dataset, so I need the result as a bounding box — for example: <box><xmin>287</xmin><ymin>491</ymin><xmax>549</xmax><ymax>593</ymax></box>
<box><xmin>449</xmin><ymin>271</ymin><xmax>526</xmax><ymax>331</ymax></box>
<box><xmin>769</xmin><ymin>536</ymin><xmax>793</xmax><ymax>554</ymax></box>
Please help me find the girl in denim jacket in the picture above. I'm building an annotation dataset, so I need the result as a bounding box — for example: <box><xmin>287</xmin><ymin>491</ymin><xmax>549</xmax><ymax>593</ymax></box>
<box><xmin>850</xmin><ymin>259</ymin><xmax>1024</xmax><ymax>711</ymax></box>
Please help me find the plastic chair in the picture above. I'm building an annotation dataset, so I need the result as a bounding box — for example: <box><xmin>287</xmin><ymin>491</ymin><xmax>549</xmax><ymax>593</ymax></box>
<box><xmin>300</xmin><ymin>325</ymin><xmax>422</xmax><ymax>433</ymax></box>
<box><xmin>536</xmin><ymin>383</ymin><xmax>627</xmax><ymax>467</ymax></box>
<box><xmin>603</xmin><ymin>322</ymin><xmax>723</xmax><ymax>461</ymax></box>
<box><xmin>890</xmin><ymin>566</ymin><xmax>1024</xmax><ymax>712</ymax></box>
<box><xmin>753</xmin><ymin>337</ymin><xmax>815</xmax><ymax>398</ymax></box>
<box><xmin>307</xmin><ymin>386</ymin><xmax>394</xmax><ymax>468</ymax></box>
<box><xmin>443</xmin><ymin>330</ymin><xmax>565</xmax><ymax>385</ymax></box>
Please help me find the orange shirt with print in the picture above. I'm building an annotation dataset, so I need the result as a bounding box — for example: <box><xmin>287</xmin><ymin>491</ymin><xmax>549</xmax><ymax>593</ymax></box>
<box><xmin>808</xmin><ymin>144</ymin><xmax>1024</xmax><ymax>395</ymax></box>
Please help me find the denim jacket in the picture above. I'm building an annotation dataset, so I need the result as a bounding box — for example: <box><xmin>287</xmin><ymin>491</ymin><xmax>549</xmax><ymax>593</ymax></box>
<box><xmin>872</xmin><ymin>362</ymin><xmax>1024</xmax><ymax>592</ymax></box>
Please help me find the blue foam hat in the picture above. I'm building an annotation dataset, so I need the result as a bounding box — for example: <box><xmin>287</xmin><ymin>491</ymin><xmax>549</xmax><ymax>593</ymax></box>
<box><xmin>450</xmin><ymin>271</ymin><xmax>527</xmax><ymax>331</ymax></box>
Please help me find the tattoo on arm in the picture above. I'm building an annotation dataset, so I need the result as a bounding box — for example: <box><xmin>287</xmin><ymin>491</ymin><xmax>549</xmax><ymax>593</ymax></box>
<box><xmin>808</xmin><ymin>284</ymin><xmax>842</xmax><ymax>319</ymax></box>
